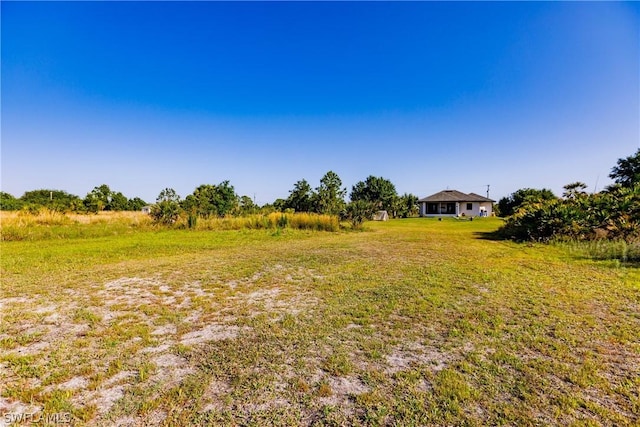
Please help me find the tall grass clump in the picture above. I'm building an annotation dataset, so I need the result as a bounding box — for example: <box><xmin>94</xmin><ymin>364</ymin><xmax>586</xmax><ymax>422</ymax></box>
<box><xmin>288</xmin><ymin>212</ymin><xmax>339</xmax><ymax>231</ymax></box>
<box><xmin>179</xmin><ymin>212</ymin><xmax>339</xmax><ymax>232</ymax></box>
<box><xmin>558</xmin><ymin>238</ymin><xmax>640</xmax><ymax>263</ymax></box>
<box><xmin>0</xmin><ymin>210</ymin><xmax>340</xmax><ymax>240</ymax></box>
<box><xmin>0</xmin><ymin>210</ymin><xmax>154</xmax><ymax>241</ymax></box>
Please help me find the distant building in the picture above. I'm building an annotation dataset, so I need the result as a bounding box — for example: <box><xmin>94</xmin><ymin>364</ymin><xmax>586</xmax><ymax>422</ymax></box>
<box><xmin>141</xmin><ymin>206</ymin><xmax>152</xmax><ymax>214</ymax></box>
<box><xmin>418</xmin><ymin>190</ymin><xmax>494</xmax><ymax>217</ymax></box>
<box><xmin>373</xmin><ymin>210</ymin><xmax>389</xmax><ymax>221</ymax></box>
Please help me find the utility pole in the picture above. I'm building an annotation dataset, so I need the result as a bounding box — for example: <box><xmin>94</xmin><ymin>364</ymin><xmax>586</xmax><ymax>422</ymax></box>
<box><xmin>486</xmin><ymin>185</ymin><xmax>490</xmax><ymax>199</ymax></box>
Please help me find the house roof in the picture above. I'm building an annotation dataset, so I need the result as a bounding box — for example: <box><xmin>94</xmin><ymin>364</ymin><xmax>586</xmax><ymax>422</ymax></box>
<box><xmin>468</xmin><ymin>192</ymin><xmax>495</xmax><ymax>202</ymax></box>
<box><xmin>418</xmin><ymin>190</ymin><xmax>495</xmax><ymax>203</ymax></box>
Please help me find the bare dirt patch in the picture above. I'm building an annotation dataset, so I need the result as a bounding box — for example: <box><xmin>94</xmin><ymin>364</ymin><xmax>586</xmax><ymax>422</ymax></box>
<box><xmin>179</xmin><ymin>324</ymin><xmax>242</xmax><ymax>346</ymax></box>
<box><xmin>59</xmin><ymin>376</ymin><xmax>89</xmax><ymax>391</ymax></box>
<box><xmin>318</xmin><ymin>375</ymin><xmax>370</xmax><ymax>406</ymax></box>
<box><xmin>80</xmin><ymin>385</ymin><xmax>125</xmax><ymax>416</ymax></box>
<box><xmin>150</xmin><ymin>353</ymin><xmax>195</xmax><ymax>389</ymax></box>
<box><xmin>385</xmin><ymin>341</ymin><xmax>455</xmax><ymax>374</ymax></box>
<box><xmin>200</xmin><ymin>379</ymin><xmax>232</xmax><ymax>412</ymax></box>
<box><xmin>150</xmin><ymin>324</ymin><xmax>176</xmax><ymax>336</ymax></box>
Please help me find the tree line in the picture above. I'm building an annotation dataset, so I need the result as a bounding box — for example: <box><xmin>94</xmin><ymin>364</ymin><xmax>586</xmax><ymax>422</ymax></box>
<box><xmin>0</xmin><ymin>185</ymin><xmax>147</xmax><ymax>213</ymax></box>
<box><xmin>273</xmin><ymin>173</ymin><xmax>418</xmax><ymax>220</ymax></box>
<box><xmin>150</xmin><ymin>172</ymin><xmax>419</xmax><ymax>227</ymax></box>
<box><xmin>5</xmin><ymin>148</ymin><xmax>635</xmax><ymax>236</ymax></box>
<box><xmin>0</xmin><ymin>171</ymin><xmax>420</xmax><ymax>227</ymax></box>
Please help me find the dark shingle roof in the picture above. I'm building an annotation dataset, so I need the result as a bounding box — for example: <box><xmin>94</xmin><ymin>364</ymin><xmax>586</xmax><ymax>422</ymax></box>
<box><xmin>418</xmin><ymin>190</ymin><xmax>494</xmax><ymax>203</ymax></box>
<box><xmin>468</xmin><ymin>192</ymin><xmax>495</xmax><ymax>202</ymax></box>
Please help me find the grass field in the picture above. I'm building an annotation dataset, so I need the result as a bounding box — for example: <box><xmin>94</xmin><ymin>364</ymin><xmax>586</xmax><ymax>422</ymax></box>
<box><xmin>1</xmin><ymin>215</ymin><xmax>639</xmax><ymax>426</ymax></box>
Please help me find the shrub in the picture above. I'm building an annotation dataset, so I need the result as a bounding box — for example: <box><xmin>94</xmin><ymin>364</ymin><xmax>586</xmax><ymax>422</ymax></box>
<box><xmin>187</xmin><ymin>213</ymin><xmax>197</xmax><ymax>229</ymax></box>
<box><xmin>342</xmin><ymin>200</ymin><xmax>376</xmax><ymax>229</ymax></box>
<box><xmin>496</xmin><ymin>188</ymin><xmax>556</xmax><ymax>218</ymax></box>
<box><xmin>0</xmin><ymin>192</ymin><xmax>22</xmax><ymax>211</ymax></box>
<box><xmin>151</xmin><ymin>201</ymin><xmax>181</xmax><ymax>225</ymax></box>
<box><xmin>151</xmin><ymin>188</ymin><xmax>182</xmax><ymax>225</ymax></box>
<box><xmin>499</xmin><ymin>184</ymin><xmax>639</xmax><ymax>246</ymax></box>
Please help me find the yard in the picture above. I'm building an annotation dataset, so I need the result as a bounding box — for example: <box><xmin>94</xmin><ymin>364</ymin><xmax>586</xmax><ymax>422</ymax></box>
<box><xmin>1</xmin><ymin>215</ymin><xmax>638</xmax><ymax>425</ymax></box>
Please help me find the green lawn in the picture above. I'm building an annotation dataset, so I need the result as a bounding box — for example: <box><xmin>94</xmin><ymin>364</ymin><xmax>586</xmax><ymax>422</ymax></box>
<box><xmin>1</xmin><ymin>218</ymin><xmax>638</xmax><ymax>425</ymax></box>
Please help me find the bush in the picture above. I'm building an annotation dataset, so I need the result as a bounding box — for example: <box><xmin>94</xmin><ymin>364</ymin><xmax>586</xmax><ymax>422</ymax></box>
<box><xmin>0</xmin><ymin>192</ymin><xmax>22</xmax><ymax>210</ymax></box>
<box><xmin>342</xmin><ymin>200</ymin><xmax>376</xmax><ymax>229</ymax></box>
<box><xmin>151</xmin><ymin>188</ymin><xmax>182</xmax><ymax>225</ymax></box>
<box><xmin>496</xmin><ymin>188</ymin><xmax>556</xmax><ymax>217</ymax></box>
<box><xmin>187</xmin><ymin>213</ymin><xmax>197</xmax><ymax>229</ymax></box>
<box><xmin>499</xmin><ymin>184</ymin><xmax>639</xmax><ymax>245</ymax></box>
<box><xmin>151</xmin><ymin>201</ymin><xmax>181</xmax><ymax>225</ymax></box>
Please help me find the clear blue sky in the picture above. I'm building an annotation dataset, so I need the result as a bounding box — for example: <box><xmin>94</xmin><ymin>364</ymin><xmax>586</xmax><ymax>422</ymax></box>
<box><xmin>2</xmin><ymin>2</ymin><xmax>639</xmax><ymax>205</ymax></box>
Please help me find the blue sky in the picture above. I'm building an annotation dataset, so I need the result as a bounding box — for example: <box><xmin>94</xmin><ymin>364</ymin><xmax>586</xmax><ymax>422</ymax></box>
<box><xmin>2</xmin><ymin>2</ymin><xmax>639</xmax><ymax>205</ymax></box>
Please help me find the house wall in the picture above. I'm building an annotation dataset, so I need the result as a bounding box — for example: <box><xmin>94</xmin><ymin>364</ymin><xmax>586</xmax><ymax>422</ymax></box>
<box><xmin>479</xmin><ymin>202</ymin><xmax>493</xmax><ymax>216</ymax></box>
<box><xmin>459</xmin><ymin>202</ymin><xmax>477</xmax><ymax>217</ymax></box>
<box><xmin>420</xmin><ymin>201</ymin><xmax>493</xmax><ymax>217</ymax></box>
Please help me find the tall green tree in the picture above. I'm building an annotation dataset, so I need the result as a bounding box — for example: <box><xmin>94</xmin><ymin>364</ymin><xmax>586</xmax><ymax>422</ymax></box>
<box><xmin>82</xmin><ymin>185</ymin><xmax>145</xmax><ymax>212</ymax></box>
<box><xmin>128</xmin><ymin>197</ymin><xmax>147</xmax><ymax>211</ymax></box>
<box><xmin>350</xmin><ymin>175</ymin><xmax>398</xmax><ymax>214</ymax></box>
<box><xmin>395</xmin><ymin>193</ymin><xmax>419</xmax><ymax>218</ymax></box>
<box><xmin>237</xmin><ymin>195</ymin><xmax>258</xmax><ymax>215</ymax></box>
<box><xmin>609</xmin><ymin>148</ymin><xmax>640</xmax><ymax>189</ymax></box>
<box><xmin>214</xmin><ymin>181</ymin><xmax>238</xmax><ymax>217</ymax></box>
<box><xmin>109</xmin><ymin>191</ymin><xmax>130</xmax><ymax>211</ymax></box>
<box><xmin>285</xmin><ymin>179</ymin><xmax>315</xmax><ymax>212</ymax></box>
<box><xmin>190</xmin><ymin>185</ymin><xmax>217</xmax><ymax>217</ymax></box>
<box><xmin>83</xmin><ymin>185</ymin><xmax>110</xmax><ymax>212</ymax></box>
<box><xmin>156</xmin><ymin>188</ymin><xmax>180</xmax><ymax>203</ymax></box>
<box><xmin>315</xmin><ymin>171</ymin><xmax>346</xmax><ymax>216</ymax></box>
<box><xmin>189</xmin><ymin>181</ymin><xmax>238</xmax><ymax>217</ymax></box>
<box><xmin>84</xmin><ymin>184</ymin><xmax>113</xmax><ymax>212</ymax></box>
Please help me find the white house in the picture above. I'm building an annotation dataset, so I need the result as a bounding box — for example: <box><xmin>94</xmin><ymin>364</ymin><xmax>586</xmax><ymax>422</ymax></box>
<box><xmin>418</xmin><ymin>190</ymin><xmax>494</xmax><ymax>217</ymax></box>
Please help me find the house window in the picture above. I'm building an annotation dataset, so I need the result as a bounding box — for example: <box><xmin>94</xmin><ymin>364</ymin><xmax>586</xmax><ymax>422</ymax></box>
<box><xmin>443</xmin><ymin>203</ymin><xmax>456</xmax><ymax>214</ymax></box>
<box><xmin>466</xmin><ymin>203</ymin><xmax>473</xmax><ymax>211</ymax></box>
<box><xmin>427</xmin><ymin>203</ymin><xmax>456</xmax><ymax>214</ymax></box>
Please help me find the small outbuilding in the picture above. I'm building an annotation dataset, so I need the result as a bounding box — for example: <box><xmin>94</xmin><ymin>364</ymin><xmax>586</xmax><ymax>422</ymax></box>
<box><xmin>418</xmin><ymin>190</ymin><xmax>494</xmax><ymax>217</ymax></box>
<box><xmin>373</xmin><ymin>210</ymin><xmax>389</xmax><ymax>221</ymax></box>
<box><xmin>141</xmin><ymin>206</ymin><xmax>152</xmax><ymax>214</ymax></box>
